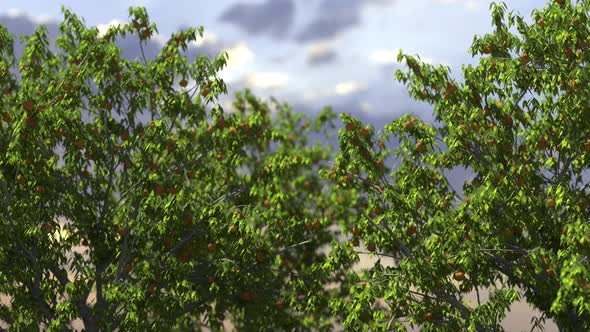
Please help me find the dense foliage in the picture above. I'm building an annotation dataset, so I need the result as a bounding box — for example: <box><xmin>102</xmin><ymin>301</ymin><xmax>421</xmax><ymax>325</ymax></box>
<box><xmin>1</xmin><ymin>0</ymin><xmax>589</xmax><ymax>331</ymax></box>
<box><xmin>0</xmin><ymin>7</ymin><xmax>356</xmax><ymax>331</ymax></box>
<box><xmin>328</xmin><ymin>0</ymin><xmax>590</xmax><ymax>330</ymax></box>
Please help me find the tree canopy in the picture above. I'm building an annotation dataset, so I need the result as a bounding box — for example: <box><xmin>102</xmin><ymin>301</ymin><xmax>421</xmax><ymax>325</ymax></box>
<box><xmin>0</xmin><ymin>0</ymin><xmax>589</xmax><ymax>331</ymax></box>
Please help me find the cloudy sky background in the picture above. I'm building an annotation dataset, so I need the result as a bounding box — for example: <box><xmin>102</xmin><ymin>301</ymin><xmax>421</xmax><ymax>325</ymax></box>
<box><xmin>0</xmin><ymin>0</ymin><xmax>544</xmax><ymax>125</ymax></box>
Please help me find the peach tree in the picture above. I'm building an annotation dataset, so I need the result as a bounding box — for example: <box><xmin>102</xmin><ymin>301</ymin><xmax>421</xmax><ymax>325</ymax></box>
<box><xmin>0</xmin><ymin>7</ymin><xmax>357</xmax><ymax>331</ymax></box>
<box><xmin>327</xmin><ymin>0</ymin><xmax>590</xmax><ymax>331</ymax></box>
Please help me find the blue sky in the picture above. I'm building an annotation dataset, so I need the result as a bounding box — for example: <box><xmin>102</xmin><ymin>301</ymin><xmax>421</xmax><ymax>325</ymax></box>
<box><xmin>0</xmin><ymin>0</ymin><xmax>545</xmax><ymax>122</ymax></box>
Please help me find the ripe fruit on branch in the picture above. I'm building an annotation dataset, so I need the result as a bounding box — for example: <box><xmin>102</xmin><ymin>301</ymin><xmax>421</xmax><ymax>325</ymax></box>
<box><xmin>239</xmin><ymin>291</ymin><xmax>256</xmax><ymax>301</ymax></box>
<box><xmin>516</xmin><ymin>176</ymin><xmax>525</xmax><ymax>187</ymax></box>
<box><xmin>216</xmin><ymin>118</ymin><xmax>225</xmax><ymax>129</ymax></box>
<box><xmin>313</xmin><ymin>220</ymin><xmax>322</xmax><ymax>230</ymax></box>
<box><xmin>416</xmin><ymin>141</ymin><xmax>426</xmax><ymax>153</ymax></box>
<box><xmin>351</xmin><ymin>226</ymin><xmax>362</xmax><ymax>236</ymax></box>
<box><xmin>148</xmin><ymin>283</ymin><xmax>157</xmax><ymax>294</ymax></box>
<box><xmin>453</xmin><ymin>271</ymin><xmax>465</xmax><ymax>281</ymax></box>
<box><xmin>166</xmin><ymin>139</ymin><xmax>176</xmax><ymax>153</ymax></box>
<box><xmin>345</xmin><ymin>123</ymin><xmax>355</xmax><ymax>132</ymax></box>
<box><xmin>359</xmin><ymin>127</ymin><xmax>370</xmax><ymax>138</ymax></box>
<box><xmin>568</xmin><ymin>79</ymin><xmax>580</xmax><ymax>91</ymax></box>
<box><xmin>207</xmin><ymin>242</ymin><xmax>217</xmax><ymax>252</ymax></box>
<box><xmin>367</xmin><ymin>243</ymin><xmax>376</xmax><ymax>252</ymax></box>
<box><xmin>538</xmin><ymin>137</ymin><xmax>548</xmax><ymax>150</ymax></box>
<box><xmin>404</xmin><ymin>120</ymin><xmax>413</xmax><ymax>130</ymax></box>
<box><xmin>41</xmin><ymin>223</ymin><xmax>53</xmax><ymax>233</ymax></box>
<box><xmin>240</xmin><ymin>122</ymin><xmax>250</xmax><ymax>133</ymax></box>
<box><xmin>178</xmin><ymin>251</ymin><xmax>190</xmax><ymax>262</ymax></box>
<box><xmin>481</xmin><ymin>43</ymin><xmax>496</xmax><ymax>54</ymax></box>
<box><xmin>74</xmin><ymin>139</ymin><xmax>85</xmax><ymax>150</ymax></box>
<box><xmin>154</xmin><ymin>184</ymin><xmax>165</xmax><ymax>195</ymax></box>
<box><xmin>372</xmin><ymin>206</ymin><xmax>384</xmax><ymax>215</ymax></box>
<box><xmin>120</xmin><ymin>130</ymin><xmax>129</xmax><ymax>141</ymax></box>
<box><xmin>141</xmin><ymin>28</ymin><xmax>152</xmax><ymax>39</ymax></box>
<box><xmin>184</xmin><ymin>214</ymin><xmax>193</xmax><ymax>226</ymax></box>
<box><xmin>22</xmin><ymin>99</ymin><xmax>34</xmax><ymax>112</ymax></box>
<box><xmin>25</xmin><ymin>115</ymin><xmax>37</xmax><ymax>128</ymax></box>
<box><xmin>445</xmin><ymin>83</ymin><xmax>457</xmax><ymax>95</ymax></box>
<box><xmin>546</xmin><ymin>197</ymin><xmax>556</xmax><ymax>208</ymax></box>
<box><xmin>519</xmin><ymin>53</ymin><xmax>530</xmax><ymax>64</ymax></box>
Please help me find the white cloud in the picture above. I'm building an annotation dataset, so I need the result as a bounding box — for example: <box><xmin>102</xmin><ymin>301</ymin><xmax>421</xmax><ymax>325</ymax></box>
<box><xmin>307</xmin><ymin>39</ymin><xmax>336</xmax><ymax>58</ymax></box>
<box><xmin>217</xmin><ymin>42</ymin><xmax>255</xmax><ymax>83</ymax></box>
<box><xmin>96</xmin><ymin>19</ymin><xmax>125</xmax><ymax>38</ymax></box>
<box><xmin>244</xmin><ymin>72</ymin><xmax>289</xmax><ymax>90</ymax></box>
<box><xmin>334</xmin><ymin>81</ymin><xmax>368</xmax><ymax>96</ymax></box>
<box><xmin>4</xmin><ymin>8</ymin><xmax>53</xmax><ymax>24</ymax></box>
<box><xmin>223</xmin><ymin>42</ymin><xmax>255</xmax><ymax>67</ymax></box>
<box><xmin>302</xmin><ymin>89</ymin><xmax>329</xmax><ymax>102</ymax></box>
<box><xmin>369</xmin><ymin>48</ymin><xmax>400</xmax><ymax>64</ymax></box>
<box><xmin>301</xmin><ymin>80</ymin><xmax>368</xmax><ymax>102</ymax></box>
<box><xmin>432</xmin><ymin>0</ymin><xmax>483</xmax><ymax>12</ymax></box>
<box><xmin>369</xmin><ymin>48</ymin><xmax>447</xmax><ymax>66</ymax></box>
<box><xmin>189</xmin><ymin>30</ymin><xmax>218</xmax><ymax>48</ymax></box>
<box><xmin>359</xmin><ymin>101</ymin><xmax>374</xmax><ymax>113</ymax></box>
<box><xmin>5</xmin><ymin>8</ymin><xmax>24</xmax><ymax>18</ymax></box>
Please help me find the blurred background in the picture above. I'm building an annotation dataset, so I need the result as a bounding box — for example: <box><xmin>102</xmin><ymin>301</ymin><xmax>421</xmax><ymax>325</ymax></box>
<box><xmin>0</xmin><ymin>1</ymin><xmax>558</xmax><ymax>330</ymax></box>
<box><xmin>0</xmin><ymin>0</ymin><xmax>543</xmax><ymax>125</ymax></box>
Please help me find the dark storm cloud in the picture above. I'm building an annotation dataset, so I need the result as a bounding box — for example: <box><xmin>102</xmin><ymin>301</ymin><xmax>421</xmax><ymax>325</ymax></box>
<box><xmin>218</xmin><ymin>0</ymin><xmax>295</xmax><ymax>39</ymax></box>
<box><xmin>294</xmin><ymin>0</ymin><xmax>395</xmax><ymax>43</ymax></box>
<box><xmin>295</xmin><ymin>0</ymin><xmax>359</xmax><ymax>43</ymax></box>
